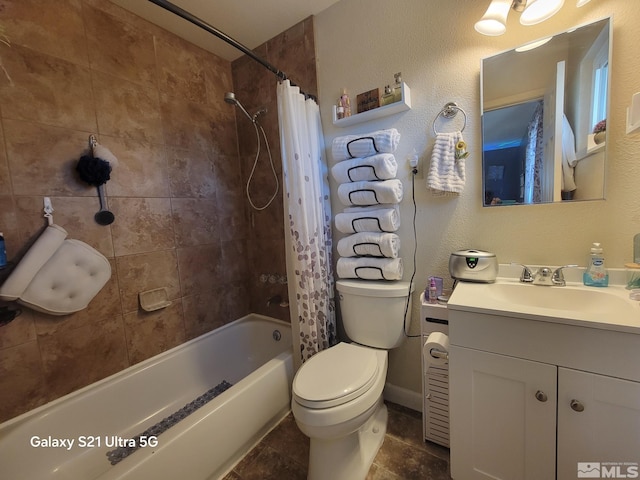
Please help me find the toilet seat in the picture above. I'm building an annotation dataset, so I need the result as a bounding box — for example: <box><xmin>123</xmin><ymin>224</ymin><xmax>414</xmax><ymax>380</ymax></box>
<box><xmin>293</xmin><ymin>343</ymin><xmax>379</xmax><ymax>409</ymax></box>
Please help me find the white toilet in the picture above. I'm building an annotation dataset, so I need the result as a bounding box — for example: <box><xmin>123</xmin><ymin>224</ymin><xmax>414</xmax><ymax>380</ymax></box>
<box><xmin>291</xmin><ymin>279</ymin><xmax>412</xmax><ymax>480</ymax></box>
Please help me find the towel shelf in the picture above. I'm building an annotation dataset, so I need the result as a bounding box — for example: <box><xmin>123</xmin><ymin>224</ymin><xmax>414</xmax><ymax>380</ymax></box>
<box><xmin>332</xmin><ymin>83</ymin><xmax>411</xmax><ymax>127</ymax></box>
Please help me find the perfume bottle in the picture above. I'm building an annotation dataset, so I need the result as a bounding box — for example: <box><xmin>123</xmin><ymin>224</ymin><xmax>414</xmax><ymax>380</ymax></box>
<box><xmin>392</xmin><ymin>72</ymin><xmax>403</xmax><ymax>103</ymax></box>
<box><xmin>381</xmin><ymin>85</ymin><xmax>395</xmax><ymax>106</ymax></box>
<box><xmin>336</xmin><ymin>99</ymin><xmax>345</xmax><ymax>120</ymax></box>
<box><xmin>340</xmin><ymin>88</ymin><xmax>351</xmax><ymax>117</ymax></box>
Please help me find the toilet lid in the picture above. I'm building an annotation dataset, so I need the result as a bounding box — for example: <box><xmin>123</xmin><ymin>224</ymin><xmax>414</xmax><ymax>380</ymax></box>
<box><xmin>293</xmin><ymin>343</ymin><xmax>379</xmax><ymax>408</ymax></box>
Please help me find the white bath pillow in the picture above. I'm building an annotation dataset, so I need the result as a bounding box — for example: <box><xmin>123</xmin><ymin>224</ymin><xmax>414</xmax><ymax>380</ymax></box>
<box><xmin>0</xmin><ymin>225</ymin><xmax>111</xmax><ymax>315</ymax></box>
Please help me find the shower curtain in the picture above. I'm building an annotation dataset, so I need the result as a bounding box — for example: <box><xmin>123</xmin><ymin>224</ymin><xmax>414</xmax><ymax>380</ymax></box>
<box><xmin>277</xmin><ymin>80</ymin><xmax>336</xmax><ymax>363</ymax></box>
<box><xmin>524</xmin><ymin>101</ymin><xmax>544</xmax><ymax>204</ymax></box>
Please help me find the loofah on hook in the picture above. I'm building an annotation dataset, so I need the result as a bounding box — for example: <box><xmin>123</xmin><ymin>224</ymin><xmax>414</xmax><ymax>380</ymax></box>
<box><xmin>76</xmin><ymin>155</ymin><xmax>112</xmax><ymax>187</ymax></box>
<box><xmin>93</xmin><ymin>142</ymin><xmax>119</xmax><ymax>168</ymax></box>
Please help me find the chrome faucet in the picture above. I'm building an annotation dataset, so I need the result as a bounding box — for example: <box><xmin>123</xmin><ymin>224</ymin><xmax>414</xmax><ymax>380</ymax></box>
<box><xmin>511</xmin><ymin>263</ymin><xmax>534</xmax><ymax>283</ymax></box>
<box><xmin>511</xmin><ymin>263</ymin><xmax>577</xmax><ymax>286</ymax></box>
<box><xmin>549</xmin><ymin>265</ymin><xmax>578</xmax><ymax>286</ymax></box>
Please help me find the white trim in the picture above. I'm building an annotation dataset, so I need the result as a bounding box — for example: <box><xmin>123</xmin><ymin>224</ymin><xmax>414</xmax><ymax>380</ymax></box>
<box><xmin>383</xmin><ymin>382</ymin><xmax>423</xmax><ymax>413</ymax></box>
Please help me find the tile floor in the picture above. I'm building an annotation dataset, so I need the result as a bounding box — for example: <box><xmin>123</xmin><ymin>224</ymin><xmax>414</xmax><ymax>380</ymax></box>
<box><xmin>222</xmin><ymin>402</ymin><xmax>452</xmax><ymax>479</ymax></box>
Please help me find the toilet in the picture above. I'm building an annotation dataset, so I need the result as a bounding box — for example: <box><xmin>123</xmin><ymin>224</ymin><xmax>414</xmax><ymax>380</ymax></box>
<box><xmin>291</xmin><ymin>279</ymin><xmax>412</xmax><ymax>480</ymax></box>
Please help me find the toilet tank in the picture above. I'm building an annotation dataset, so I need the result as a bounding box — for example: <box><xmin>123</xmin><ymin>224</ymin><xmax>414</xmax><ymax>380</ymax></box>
<box><xmin>336</xmin><ymin>279</ymin><xmax>413</xmax><ymax>349</ymax></box>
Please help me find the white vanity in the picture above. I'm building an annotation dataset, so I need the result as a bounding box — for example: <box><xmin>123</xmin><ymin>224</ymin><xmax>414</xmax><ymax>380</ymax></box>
<box><xmin>447</xmin><ymin>267</ymin><xmax>640</xmax><ymax>480</ymax></box>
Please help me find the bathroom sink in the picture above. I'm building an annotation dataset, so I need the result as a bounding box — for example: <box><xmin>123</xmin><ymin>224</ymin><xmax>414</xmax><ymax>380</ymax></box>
<box><xmin>448</xmin><ymin>278</ymin><xmax>640</xmax><ymax>333</ymax></box>
<box><xmin>484</xmin><ymin>282</ymin><xmax>632</xmax><ymax>315</ymax></box>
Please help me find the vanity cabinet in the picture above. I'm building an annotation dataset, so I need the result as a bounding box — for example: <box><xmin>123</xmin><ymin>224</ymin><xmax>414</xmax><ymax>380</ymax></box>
<box><xmin>557</xmin><ymin>368</ymin><xmax>640</xmax><ymax>480</ymax></box>
<box><xmin>450</xmin><ymin>347</ymin><xmax>556</xmax><ymax>480</ymax></box>
<box><xmin>448</xmin><ymin>309</ymin><xmax>640</xmax><ymax>480</ymax></box>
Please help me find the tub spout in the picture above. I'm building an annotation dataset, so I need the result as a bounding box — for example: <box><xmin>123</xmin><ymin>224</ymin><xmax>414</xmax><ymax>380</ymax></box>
<box><xmin>267</xmin><ymin>295</ymin><xmax>289</xmax><ymax>307</ymax></box>
<box><xmin>267</xmin><ymin>295</ymin><xmax>282</xmax><ymax>307</ymax></box>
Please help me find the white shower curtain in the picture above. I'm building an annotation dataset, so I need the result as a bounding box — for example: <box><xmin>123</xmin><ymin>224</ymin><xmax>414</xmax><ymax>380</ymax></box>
<box><xmin>277</xmin><ymin>80</ymin><xmax>336</xmax><ymax>363</ymax></box>
<box><xmin>525</xmin><ymin>101</ymin><xmax>544</xmax><ymax>204</ymax></box>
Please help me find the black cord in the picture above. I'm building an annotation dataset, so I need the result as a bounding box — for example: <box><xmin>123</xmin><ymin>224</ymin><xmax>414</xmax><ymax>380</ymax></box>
<box><xmin>403</xmin><ymin>166</ymin><xmax>421</xmax><ymax>338</ymax></box>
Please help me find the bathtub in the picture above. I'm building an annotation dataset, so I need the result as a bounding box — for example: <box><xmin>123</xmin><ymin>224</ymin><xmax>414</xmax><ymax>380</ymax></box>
<box><xmin>0</xmin><ymin>314</ymin><xmax>293</xmax><ymax>480</ymax></box>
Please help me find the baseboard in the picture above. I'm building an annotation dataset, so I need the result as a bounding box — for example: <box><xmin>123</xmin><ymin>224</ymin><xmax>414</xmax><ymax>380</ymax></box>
<box><xmin>383</xmin><ymin>382</ymin><xmax>422</xmax><ymax>413</ymax></box>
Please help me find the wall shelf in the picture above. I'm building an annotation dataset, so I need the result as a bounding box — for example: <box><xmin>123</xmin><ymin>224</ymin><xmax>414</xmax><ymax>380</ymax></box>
<box><xmin>332</xmin><ymin>82</ymin><xmax>411</xmax><ymax>127</ymax></box>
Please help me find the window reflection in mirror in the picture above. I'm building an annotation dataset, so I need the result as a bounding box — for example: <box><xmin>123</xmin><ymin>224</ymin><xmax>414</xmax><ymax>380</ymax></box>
<box><xmin>481</xmin><ymin>17</ymin><xmax>611</xmax><ymax>206</ymax></box>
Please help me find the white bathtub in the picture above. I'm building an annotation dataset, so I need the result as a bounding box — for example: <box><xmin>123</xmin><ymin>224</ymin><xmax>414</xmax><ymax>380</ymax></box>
<box><xmin>0</xmin><ymin>314</ymin><xmax>293</xmax><ymax>480</ymax></box>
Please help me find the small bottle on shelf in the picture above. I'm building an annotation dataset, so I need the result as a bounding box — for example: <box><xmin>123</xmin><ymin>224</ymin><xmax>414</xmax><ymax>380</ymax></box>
<box><xmin>340</xmin><ymin>88</ymin><xmax>351</xmax><ymax>117</ymax></box>
<box><xmin>392</xmin><ymin>72</ymin><xmax>403</xmax><ymax>103</ymax></box>
<box><xmin>336</xmin><ymin>99</ymin><xmax>345</xmax><ymax>120</ymax></box>
<box><xmin>381</xmin><ymin>85</ymin><xmax>395</xmax><ymax>106</ymax></box>
<box><xmin>428</xmin><ymin>277</ymin><xmax>438</xmax><ymax>304</ymax></box>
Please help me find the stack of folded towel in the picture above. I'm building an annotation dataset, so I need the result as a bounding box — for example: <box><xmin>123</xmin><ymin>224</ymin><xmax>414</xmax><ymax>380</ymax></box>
<box><xmin>332</xmin><ymin>128</ymin><xmax>403</xmax><ymax>281</ymax></box>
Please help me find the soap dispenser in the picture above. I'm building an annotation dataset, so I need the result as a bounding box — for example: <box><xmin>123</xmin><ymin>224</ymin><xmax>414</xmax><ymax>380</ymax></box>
<box><xmin>583</xmin><ymin>242</ymin><xmax>609</xmax><ymax>287</ymax></box>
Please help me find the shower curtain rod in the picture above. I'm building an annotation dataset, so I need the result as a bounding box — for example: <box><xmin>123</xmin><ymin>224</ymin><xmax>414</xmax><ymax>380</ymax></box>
<box><xmin>147</xmin><ymin>0</ymin><xmax>315</xmax><ymax>100</ymax></box>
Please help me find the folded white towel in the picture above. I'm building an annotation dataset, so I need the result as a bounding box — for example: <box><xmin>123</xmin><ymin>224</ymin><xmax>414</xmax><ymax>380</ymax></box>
<box><xmin>334</xmin><ymin>206</ymin><xmax>400</xmax><ymax>234</ymax></box>
<box><xmin>426</xmin><ymin>131</ymin><xmax>466</xmax><ymax>195</ymax></box>
<box><xmin>337</xmin><ymin>232</ymin><xmax>400</xmax><ymax>258</ymax></box>
<box><xmin>331</xmin><ymin>153</ymin><xmax>398</xmax><ymax>183</ymax></box>
<box><xmin>561</xmin><ymin>114</ymin><xmax>578</xmax><ymax>192</ymax></box>
<box><xmin>338</xmin><ymin>179</ymin><xmax>403</xmax><ymax>206</ymax></box>
<box><xmin>332</xmin><ymin>128</ymin><xmax>401</xmax><ymax>162</ymax></box>
<box><xmin>337</xmin><ymin>257</ymin><xmax>403</xmax><ymax>281</ymax></box>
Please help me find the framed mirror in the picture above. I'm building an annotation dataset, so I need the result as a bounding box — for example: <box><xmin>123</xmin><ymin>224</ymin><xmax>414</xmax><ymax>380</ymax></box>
<box><xmin>481</xmin><ymin>17</ymin><xmax>611</xmax><ymax>206</ymax></box>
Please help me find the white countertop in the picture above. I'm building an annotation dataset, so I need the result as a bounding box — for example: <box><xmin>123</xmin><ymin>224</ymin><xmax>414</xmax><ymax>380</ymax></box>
<box><xmin>446</xmin><ymin>266</ymin><xmax>640</xmax><ymax>335</ymax></box>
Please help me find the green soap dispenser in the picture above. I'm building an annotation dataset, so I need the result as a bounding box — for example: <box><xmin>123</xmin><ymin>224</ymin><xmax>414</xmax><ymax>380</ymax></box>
<box><xmin>583</xmin><ymin>242</ymin><xmax>609</xmax><ymax>287</ymax></box>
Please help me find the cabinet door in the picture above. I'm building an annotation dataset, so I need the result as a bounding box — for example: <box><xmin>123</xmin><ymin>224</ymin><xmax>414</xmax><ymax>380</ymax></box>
<box><xmin>557</xmin><ymin>368</ymin><xmax>640</xmax><ymax>480</ymax></box>
<box><xmin>450</xmin><ymin>346</ymin><xmax>557</xmax><ymax>480</ymax></box>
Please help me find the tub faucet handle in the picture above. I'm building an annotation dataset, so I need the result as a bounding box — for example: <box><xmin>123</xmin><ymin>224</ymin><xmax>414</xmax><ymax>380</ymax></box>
<box><xmin>511</xmin><ymin>262</ymin><xmax>534</xmax><ymax>283</ymax></box>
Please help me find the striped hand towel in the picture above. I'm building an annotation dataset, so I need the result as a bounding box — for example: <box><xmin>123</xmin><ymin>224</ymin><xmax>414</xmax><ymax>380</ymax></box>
<box><xmin>334</xmin><ymin>206</ymin><xmax>400</xmax><ymax>234</ymax></box>
<box><xmin>337</xmin><ymin>179</ymin><xmax>403</xmax><ymax>206</ymax></box>
<box><xmin>426</xmin><ymin>131</ymin><xmax>466</xmax><ymax>195</ymax></box>
<box><xmin>337</xmin><ymin>232</ymin><xmax>400</xmax><ymax>258</ymax></box>
<box><xmin>336</xmin><ymin>257</ymin><xmax>403</xmax><ymax>281</ymax></box>
<box><xmin>331</xmin><ymin>153</ymin><xmax>398</xmax><ymax>183</ymax></box>
<box><xmin>332</xmin><ymin>128</ymin><xmax>401</xmax><ymax>162</ymax></box>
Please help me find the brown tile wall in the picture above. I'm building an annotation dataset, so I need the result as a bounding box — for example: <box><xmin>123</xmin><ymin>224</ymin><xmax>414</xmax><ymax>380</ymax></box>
<box><xmin>0</xmin><ymin>0</ymin><xmax>249</xmax><ymax>422</ymax></box>
<box><xmin>231</xmin><ymin>17</ymin><xmax>318</xmax><ymax>322</ymax></box>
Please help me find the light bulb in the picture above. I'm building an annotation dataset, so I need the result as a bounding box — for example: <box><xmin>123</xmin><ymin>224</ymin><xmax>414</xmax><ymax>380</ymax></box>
<box><xmin>520</xmin><ymin>0</ymin><xmax>565</xmax><ymax>26</ymax></box>
<box><xmin>475</xmin><ymin>0</ymin><xmax>512</xmax><ymax>36</ymax></box>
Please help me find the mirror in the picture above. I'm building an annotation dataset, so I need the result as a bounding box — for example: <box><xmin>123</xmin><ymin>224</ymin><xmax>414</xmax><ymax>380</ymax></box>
<box><xmin>481</xmin><ymin>17</ymin><xmax>611</xmax><ymax>206</ymax></box>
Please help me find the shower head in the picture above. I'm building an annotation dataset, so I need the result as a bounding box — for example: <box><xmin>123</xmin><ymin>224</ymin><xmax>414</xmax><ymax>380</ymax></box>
<box><xmin>224</xmin><ymin>91</ymin><xmax>253</xmax><ymax>122</ymax></box>
<box><xmin>224</xmin><ymin>92</ymin><xmax>238</xmax><ymax>105</ymax></box>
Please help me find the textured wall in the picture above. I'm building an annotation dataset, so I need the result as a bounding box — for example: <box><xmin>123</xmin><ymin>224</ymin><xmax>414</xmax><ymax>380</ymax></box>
<box><xmin>315</xmin><ymin>0</ymin><xmax>640</xmax><ymax>395</ymax></box>
<box><xmin>0</xmin><ymin>0</ymin><xmax>249</xmax><ymax>422</ymax></box>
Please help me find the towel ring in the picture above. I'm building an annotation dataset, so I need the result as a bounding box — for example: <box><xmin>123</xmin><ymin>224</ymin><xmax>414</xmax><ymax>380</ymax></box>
<box><xmin>432</xmin><ymin>102</ymin><xmax>467</xmax><ymax>135</ymax></box>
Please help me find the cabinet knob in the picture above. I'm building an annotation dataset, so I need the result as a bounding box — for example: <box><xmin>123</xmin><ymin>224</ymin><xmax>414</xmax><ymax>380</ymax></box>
<box><xmin>570</xmin><ymin>399</ymin><xmax>585</xmax><ymax>412</ymax></box>
<box><xmin>535</xmin><ymin>390</ymin><xmax>548</xmax><ymax>402</ymax></box>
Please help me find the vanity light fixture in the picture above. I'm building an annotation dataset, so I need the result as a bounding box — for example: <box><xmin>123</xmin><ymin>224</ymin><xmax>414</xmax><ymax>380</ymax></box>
<box><xmin>474</xmin><ymin>0</ymin><xmax>513</xmax><ymax>36</ymax></box>
<box><xmin>475</xmin><ymin>0</ymin><xmax>567</xmax><ymax>36</ymax></box>
<box><xmin>520</xmin><ymin>0</ymin><xmax>565</xmax><ymax>26</ymax></box>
